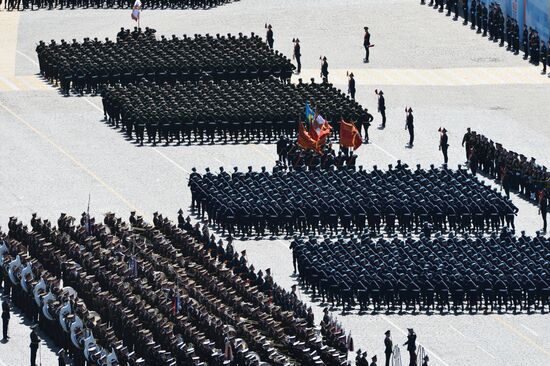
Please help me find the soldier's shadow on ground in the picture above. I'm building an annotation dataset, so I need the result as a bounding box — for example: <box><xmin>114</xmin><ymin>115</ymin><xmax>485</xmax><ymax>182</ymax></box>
<box><xmin>289</xmin><ymin>279</ymin><xmax>540</xmax><ymax>317</ymax></box>
<box><xmin>97</xmin><ymin>118</ymin><xmax>279</xmax><ymax>148</ymax></box>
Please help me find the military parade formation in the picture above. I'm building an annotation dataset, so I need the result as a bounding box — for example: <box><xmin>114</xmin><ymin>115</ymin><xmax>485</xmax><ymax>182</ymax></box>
<box><xmin>421</xmin><ymin>0</ymin><xmax>550</xmax><ymax>77</ymax></box>
<box><xmin>2</xmin><ymin>212</ymin><xmax>356</xmax><ymax>365</ymax></box>
<box><xmin>36</xmin><ymin>31</ymin><xmax>294</xmax><ymax>97</ymax></box>
<box><xmin>100</xmin><ymin>79</ymin><xmax>366</xmax><ymax>145</ymax></box>
<box><xmin>188</xmin><ymin>164</ymin><xmax>518</xmax><ymax>238</ymax></box>
<box><xmin>291</xmin><ymin>229</ymin><xmax>550</xmax><ymax>314</ymax></box>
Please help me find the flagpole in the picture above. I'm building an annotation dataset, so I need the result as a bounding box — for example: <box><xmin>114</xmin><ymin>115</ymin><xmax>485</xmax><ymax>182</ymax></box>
<box><xmin>86</xmin><ymin>193</ymin><xmax>91</xmax><ymax>235</ymax></box>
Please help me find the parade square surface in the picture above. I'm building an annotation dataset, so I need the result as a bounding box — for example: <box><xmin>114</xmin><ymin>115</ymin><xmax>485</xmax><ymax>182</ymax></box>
<box><xmin>1</xmin><ymin>1</ymin><xmax>549</xmax><ymax>365</ymax></box>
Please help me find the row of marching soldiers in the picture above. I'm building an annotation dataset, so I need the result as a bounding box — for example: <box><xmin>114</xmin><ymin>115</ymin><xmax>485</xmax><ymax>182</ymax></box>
<box><xmin>422</xmin><ymin>1</ymin><xmax>549</xmax><ymax>76</ymax></box>
<box><xmin>2</xmin><ymin>0</ymin><xmax>232</xmax><ymax>10</ymax></box>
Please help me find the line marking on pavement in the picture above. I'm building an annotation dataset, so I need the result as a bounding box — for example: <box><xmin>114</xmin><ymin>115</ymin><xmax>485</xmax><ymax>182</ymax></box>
<box><xmin>448</xmin><ymin>324</ymin><xmax>467</xmax><ymax>338</ymax></box>
<box><xmin>382</xmin><ymin>317</ymin><xmax>451</xmax><ymax>366</ymax></box>
<box><xmin>476</xmin><ymin>345</ymin><xmax>496</xmax><ymax>359</ymax></box>
<box><xmin>152</xmin><ymin>148</ymin><xmax>190</xmax><ymax>174</ymax></box>
<box><xmin>494</xmin><ymin>317</ymin><xmax>550</xmax><ymax>357</ymax></box>
<box><xmin>214</xmin><ymin>157</ymin><xmax>226</xmax><ymax>165</ymax></box>
<box><xmin>0</xmin><ymin>76</ymin><xmax>19</xmax><ymax>91</ymax></box>
<box><xmin>371</xmin><ymin>142</ymin><xmax>398</xmax><ymax>161</ymax></box>
<box><xmin>16</xmin><ymin>49</ymin><xmax>39</xmax><ymax>66</ymax></box>
<box><xmin>0</xmin><ymin>99</ymin><xmax>147</xmax><ymax>221</ymax></box>
<box><xmin>520</xmin><ymin>324</ymin><xmax>539</xmax><ymax>337</ymax></box>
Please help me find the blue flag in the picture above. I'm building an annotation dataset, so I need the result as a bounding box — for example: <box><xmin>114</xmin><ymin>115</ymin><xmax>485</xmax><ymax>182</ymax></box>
<box><xmin>305</xmin><ymin>103</ymin><xmax>315</xmax><ymax>125</ymax></box>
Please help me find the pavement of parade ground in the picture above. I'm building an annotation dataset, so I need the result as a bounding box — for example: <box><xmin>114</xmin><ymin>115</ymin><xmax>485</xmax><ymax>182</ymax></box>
<box><xmin>0</xmin><ymin>1</ymin><xmax>549</xmax><ymax>365</ymax></box>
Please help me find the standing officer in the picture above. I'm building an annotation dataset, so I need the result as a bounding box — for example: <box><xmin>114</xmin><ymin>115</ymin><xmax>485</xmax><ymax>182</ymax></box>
<box><xmin>482</xmin><ymin>4</ymin><xmax>488</xmax><ymax>37</ymax></box>
<box><xmin>522</xmin><ymin>25</ymin><xmax>529</xmax><ymax>60</ymax></box>
<box><xmin>1</xmin><ymin>300</ymin><xmax>9</xmax><ymax>341</ymax></box>
<box><xmin>384</xmin><ymin>330</ymin><xmax>393</xmax><ymax>366</ymax></box>
<box><xmin>293</xmin><ymin>38</ymin><xmax>301</xmax><ymax>74</ymax></box>
<box><xmin>439</xmin><ymin>127</ymin><xmax>449</xmax><ymax>164</ymax></box>
<box><xmin>405</xmin><ymin>107</ymin><xmax>414</xmax><ymax>147</ymax></box>
<box><xmin>462</xmin><ymin>0</ymin><xmax>468</xmax><ymax>25</ymax></box>
<box><xmin>539</xmin><ymin>190</ymin><xmax>548</xmax><ymax>232</ymax></box>
<box><xmin>540</xmin><ymin>41</ymin><xmax>547</xmax><ymax>75</ymax></box>
<box><xmin>375</xmin><ymin>89</ymin><xmax>386</xmax><ymax>128</ymax></box>
<box><xmin>461</xmin><ymin>127</ymin><xmax>472</xmax><ymax>162</ymax></box>
<box><xmin>348</xmin><ymin>72</ymin><xmax>356</xmax><ymax>100</ymax></box>
<box><xmin>364</xmin><ymin>27</ymin><xmax>371</xmax><ymax>63</ymax></box>
<box><xmin>30</xmin><ymin>325</ymin><xmax>40</xmax><ymax>366</ymax></box>
<box><xmin>320</xmin><ymin>56</ymin><xmax>329</xmax><ymax>82</ymax></box>
<box><xmin>470</xmin><ymin>0</ymin><xmax>477</xmax><ymax>30</ymax></box>
<box><xmin>403</xmin><ymin>328</ymin><xmax>417</xmax><ymax>366</ymax></box>
<box><xmin>265</xmin><ymin>24</ymin><xmax>274</xmax><ymax>49</ymax></box>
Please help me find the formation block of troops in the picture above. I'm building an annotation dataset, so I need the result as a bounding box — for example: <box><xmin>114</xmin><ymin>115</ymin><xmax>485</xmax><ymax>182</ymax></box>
<box><xmin>36</xmin><ymin>32</ymin><xmax>294</xmax><ymax>96</ymax></box>
<box><xmin>292</xmin><ymin>229</ymin><xmax>550</xmax><ymax>314</ymax></box>
<box><xmin>4</xmin><ymin>0</ymin><xmax>234</xmax><ymax>11</ymax></box>
<box><xmin>102</xmin><ymin>79</ymin><xmax>367</xmax><ymax>145</ymax></box>
<box><xmin>188</xmin><ymin>163</ymin><xmax>518</xmax><ymax>238</ymax></box>
<box><xmin>189</xmin><ymin>165</ymin><xmax>517</xmax><ymax>237</ymax></box>
<box><xmin>464</xmin><ymin>130</ymin><xmax>550</xmax><ymax>203</ymax></box>
<box><xmin>2</xmin><ymin>213</ymin><xmax>353</xmax><ymax>365</ymax></box>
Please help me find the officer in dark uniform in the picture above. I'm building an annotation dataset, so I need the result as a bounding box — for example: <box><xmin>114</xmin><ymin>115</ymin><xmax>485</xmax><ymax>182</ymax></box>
<box><xmin>291</xmin><ymin>38</ymin><xmax>302</xmax><ymax>74</ymax></box>
<box><xmin>376</xmin><ymin>89</ymin><xmax>386</xmax><ymax>128</ymax></box>
<box><xmin>405</xmin><ymin>107</ymin><xmax>414</xmax><ymax>147</ymax></box>
<box><xmin>470</xmin><ymin>0</ymin><xmax>477</xmax><ymax>30</ymax></box>
<box><xmin>476</xmin><ymin>1</ymin><xmax>482</xmax><ymax>34</ymax></box>
<box><xmin>384</xmin><ymin>330</ymin><xmax>393</xmax><ymax>366</ymax></box>
<box><xmin>439</xmin><ymin>127</ymin><xmax>449</xmax><ymax>164</ymax></box>
<box><xmin>320</xmin><ymin>56</ymin><xmax>329</xmax><ymax>82</ymax></box>
<box><xmin>539</xmin><ymin>190</ymin><xmax>548</xmax><ymax>232</ymax></box>
<box><xmin>403</xmin><ymin>328</ymin><xmax>417</xmax><ymax>366</ymax></box>
<box><xmin>481</xmin><ymin>4</ymin><xmax>488</xmax><ymax>37</ymax></box>
<box><xmin>1</xmin><ymin>300</ymin><xmax>9</xmax><ymax>340</ymax></box>
<box><xmin>364</xmin><ymin>27</ymin><xmax>371</xmax><ymax>62</ymax></box>
<box><xmin>30</xmin><ymin>325</ymin><xmax>40</xmax><ymax>366</ymax></box>
<box><xmin>266</xmin><ymin>24</ymin><xmax>274</xmax><ymax>49</ymax></box>
<box><xmin>348</xmin><ymin>72</ymin><xmax>356</xmax><ymax>100</ymax></box>
<box><xmin>462</xmin><ymin>0</ymin><xmax>468</xmax><ymax>25</ymax></box>
<box><xmin>522</xmin><ymin>25</ymin><xmax>529</xmax><ymax>59</ymax></box>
